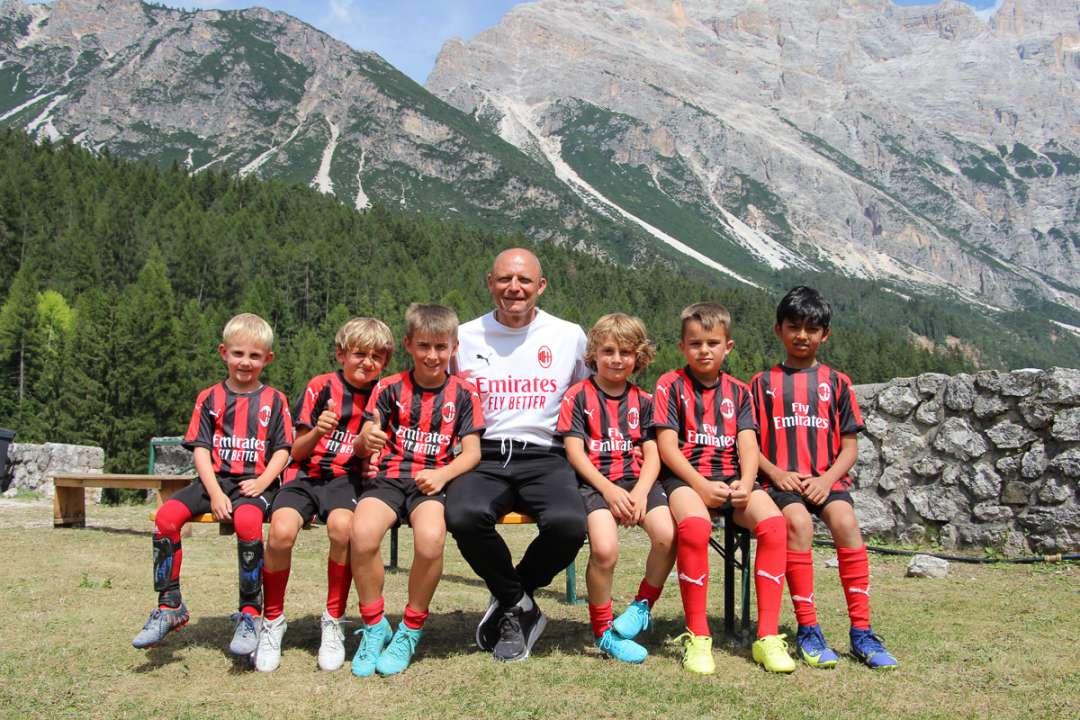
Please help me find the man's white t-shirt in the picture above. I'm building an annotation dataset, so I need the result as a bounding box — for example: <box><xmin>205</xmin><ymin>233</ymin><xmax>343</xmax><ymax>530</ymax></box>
<box><xmin>455</xmin><ymin>310</ymin><xmax>589</xmax><ymax>448</ymax></box>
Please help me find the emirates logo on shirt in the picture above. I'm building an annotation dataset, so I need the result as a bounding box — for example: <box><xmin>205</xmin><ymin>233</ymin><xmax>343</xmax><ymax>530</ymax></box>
<box><xmin>537</xmin><ymin>345</ymin><xmax>553</xmax><ymax>368</ymax></box>
<box><xmin>258</xmin><ymin>405</ymin><xmax>271</xmax><ymax>428</ymax></box>
<box><xmin>442</xmin><ymin>401</ymin><xmax>456</xmax><ymax>424</ymax></box>
<box><xmin>720</xmin><ymin>398</ymin><xmax>735</xmax><ymax>420</ymax></box>
<box><xmin>628</xmin><ymin>407</ymin><xmax>640</xmax><ymax>430</ymax></box>
<box><xmin>818</xmin><ymin>382</ymin><xmax>832</xmax><ymax>403</ymax></box>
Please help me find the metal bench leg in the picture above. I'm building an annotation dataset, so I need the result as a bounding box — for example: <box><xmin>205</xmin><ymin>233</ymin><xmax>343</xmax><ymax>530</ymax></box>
<box><xmin>724</xmin><ymin>518</ymin><xmax>735</xmax><ymax>637</ymax></box>
<box><xmin>740</xmin><ymin>528</ymin><xmax>752</xmax><ymax>640</ymax></box>
<box><xmin>564</xmin><ymin>558</ymin><xmax>584</xmax><ymax>605</ymax></box>
<box><xmin>53</xmin><ymin>486</ymin><xmax>86</xmax><ymax>528</ymax></box>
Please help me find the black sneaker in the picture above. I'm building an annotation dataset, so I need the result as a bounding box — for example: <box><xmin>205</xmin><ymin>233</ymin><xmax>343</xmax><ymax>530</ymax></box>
<box><xmin>493</xmin><ymin>599</ymin><xmax>547</xmax><ymax>662</ymax></box>
<box><xmin>476</xmin><ymin>596</ymin><xmax>501</xmax><ymax>651</ymax></box>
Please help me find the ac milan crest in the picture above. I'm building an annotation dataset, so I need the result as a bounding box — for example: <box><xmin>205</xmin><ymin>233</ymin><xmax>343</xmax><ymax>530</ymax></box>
<box><xmin>258</xmin><ymin>405</ymin><xmax>272</xmax><ymax>428</ymax></box>
<box><xmin>442</xmin><ymin>401</ymin><xmax>456</xmax><ymax>424</ymax></box>
<box><xmin>537</xmin><ymin>345</ymin><xmax>553</xmax><ymax>368</ymax></box>
<box><xmin>818</xmin><ymin>382</ymin><xmax>832</xmax><ymax>403</ymax></box>
<box><xmin>720</xmin><ymin>398</ymin><xmax>735</xmax><ymax>420</ymax></box>
<box><xmin>628</xmin><ymin>407</ymin><xmax>640</xmax><ymax>430</ymax></box>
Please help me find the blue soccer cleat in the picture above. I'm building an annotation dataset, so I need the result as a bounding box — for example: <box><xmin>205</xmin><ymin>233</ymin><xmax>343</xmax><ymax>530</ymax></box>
<box><xmin>796</xmin><ymin>624</ymin><xmax>839</xmax><ymax>668</ymax></box>
<box><xmin>132</xmin><ymin>603</ymin><xmax>190</xmax><ymax>648</ymax></box>
<box><xmin>850</xmin><ymin>627</ymin><xmax>898</xmax><ymax>669</ymax></box>
<box><xmin>611</xmin><ymin>599</ymin><xmax>651</xmax><ymax>641</ymax></box>
<box><xmin>376</xmin><ymin>624</ymin><xmax>423</xmax><ymax>676</ymax></box>
<box><xmin>351</xmin><ymin>617</ymin><xmax>391</xmax><ymax>677</ymax></box>
<box><xmin>596</xmin><ymin>628</ymin><xmax>647</xmax><ymax>664</ymax></box>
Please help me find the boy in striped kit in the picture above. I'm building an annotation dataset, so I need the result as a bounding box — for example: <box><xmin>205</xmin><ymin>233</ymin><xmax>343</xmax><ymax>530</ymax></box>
<box><xmin>133</xmin><ymin>313</ymin><xmax>294</xmax><ymax>655</ymax></box>
<box><xmin>349</xmin><ymin>304</ymin><xmax>485</xmax><ymax>677</ymax></box>
<box><xmin>558</xmin><ymin>314</ymin><xmax>676</xmax><ymax>664</ymax></box>
<box><xmin>654</xmin><ymin>302</ymin><xmax>794</xmax><ymax>674</ymax></box>
<box><xmin>750</xmin><ymin>286</ymin><xmax>897</xmax><ymax>670</ymax></box>
<box><xmin>256</xmin><ymin>318</ymin><xmax>394</xmax><ymax>673</ymax></box>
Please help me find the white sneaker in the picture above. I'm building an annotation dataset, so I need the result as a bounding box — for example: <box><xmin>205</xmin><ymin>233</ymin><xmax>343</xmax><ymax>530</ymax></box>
<box><xmin>254</xmin><ymin>614</ymin><xmax>287</xmax><ymax>672</ymax></box>
<box><xmin>318</xmin><ymin>610</ymin><xmax>346</xmax><ymax>671</ymax></box>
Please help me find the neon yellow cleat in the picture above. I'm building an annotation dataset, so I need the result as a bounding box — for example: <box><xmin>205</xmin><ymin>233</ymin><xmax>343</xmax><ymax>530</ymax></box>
<box><xmin>752</xmin><ymin>634</ymin><xmax>797</xmax><ymax>673</ymax></box>
<box><xmin>675</xmin><ymin>631</ymin><xmax>715</xmax><ymax>675</ymax></box>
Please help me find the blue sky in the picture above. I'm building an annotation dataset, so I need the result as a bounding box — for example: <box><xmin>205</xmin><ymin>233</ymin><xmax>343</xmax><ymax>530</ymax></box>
<box><xmin>155</xmin><ymin>1</ymin><xmax>1002</xmax><ymax>84</ymax></box>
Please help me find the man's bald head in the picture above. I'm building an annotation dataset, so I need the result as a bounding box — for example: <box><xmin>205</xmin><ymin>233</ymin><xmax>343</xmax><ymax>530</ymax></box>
<box><xmin>487</xmin><ymin>247</ymin><xmax>548</xmax><ymax>329</ymax></box>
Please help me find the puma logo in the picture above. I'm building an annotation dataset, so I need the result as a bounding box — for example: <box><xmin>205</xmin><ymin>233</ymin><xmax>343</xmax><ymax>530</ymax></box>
<box><xmin>476</xmin><ymin>352</ymin><xmax>492</xmax><ymax>365</ymax></box>
<box><xmin>208</xmin><ymin>408</ymin><xmax>220</xmax><ymax>418</ymax></box>
<box><xmin>847</xmin><ymin>586</ymin><xmax>870</xmax><ymax>597</ymax></box>
<box><xmin>765</xmin><ymin>389</ymin><xmax>776</xmax><ymax>397</ymax></box>
<box><xmin>395</xmin><ymin>400</ymin><xmax>407</xmax><ymax>413</ymax></box>
<box><xmin>678</xmin><ymin>572</ymin><xmax>706</xmax><ymax>587</ymax></box>
<box><xmin>792</xmin><ymin>593</ymin><xmax>815</xmax><ymax>605</ymax></box>
<box><xmin>756</xmin><ymin>569</ymin><xmax>785</xmax><ymax>585</ymax></box>
<box><xmin>583</xmin><ymin>409</ymin><xmax>595</xmax><ymax>418</ymax></box>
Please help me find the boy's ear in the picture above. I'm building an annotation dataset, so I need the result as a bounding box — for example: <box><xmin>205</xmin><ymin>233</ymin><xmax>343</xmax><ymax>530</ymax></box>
<box><xmin>218</xmin><ymin>342</ymin><xmax>227</xmax><ymax>360</ymax></box>
<box><xmin>821</xmin><ymin>327</ymin><xmax>831</xmax><ymax>343</ymax></box>
<box><xmin>264</xmin><ymin>349</ymin><xmax>274</xmax><ymax>365</ymax></box>
<box><xmin>334</xmin><ymin>346</ymin><xmax>347</xmax><ymax>364</ymax></box>
<box><xmin>773</xmin><ymin>323</ymin><xmax>783</xmax><ymax>339</ymax></box>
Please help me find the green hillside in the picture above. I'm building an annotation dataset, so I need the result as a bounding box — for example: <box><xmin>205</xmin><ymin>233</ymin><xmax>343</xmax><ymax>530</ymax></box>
<box><xmin>2</xmin><ymin>131</ymin><xmax>1066</xmax><ymax>472</ymax></box>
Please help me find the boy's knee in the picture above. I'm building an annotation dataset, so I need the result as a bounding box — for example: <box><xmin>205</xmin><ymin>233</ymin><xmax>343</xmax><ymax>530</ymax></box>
<box><xmin>267</xmin><ymin>522</ymin><xmax>297</xmax><ymax>552</ymax></box>
<box><xmin>413</xmin><ymin>527</ymin><xmax>447</xmax><ymax>561</ymax></box>
<box><xmin>589</xmin><ymin>541</ymin><xmax>618</xmax><ymax>571</ymax></box>
<box><xmin>786</xmin><ymin>511</ymin><xmax>813</xmax><ymax>539</ymax></box>
<box><xmin>325</xmin><ymin>513</ymin><xmax>352</xmax><ymax>546</ymax></box>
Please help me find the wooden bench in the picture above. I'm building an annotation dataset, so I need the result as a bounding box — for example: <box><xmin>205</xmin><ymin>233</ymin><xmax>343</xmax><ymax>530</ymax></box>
<box><xmin>53</xmin><ymin>473</ymin><xmax>195</xmax><ymax>529</ymax></box>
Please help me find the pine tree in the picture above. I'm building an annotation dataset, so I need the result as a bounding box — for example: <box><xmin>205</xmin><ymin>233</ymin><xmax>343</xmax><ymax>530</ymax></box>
<box><xmin>0</xmin><ymin>264</ymin><xmax>44</xmax><ymax>433</ymax></box>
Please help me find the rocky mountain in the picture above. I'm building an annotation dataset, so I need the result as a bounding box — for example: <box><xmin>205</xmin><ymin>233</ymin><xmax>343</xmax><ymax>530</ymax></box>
<box><xmin>0</xmin><ymin>0</ymin><xmax>671</xmax><ymax>263</ymax></box>
<box><xmin>427</xmin><ymin>0</ymin><xmax>1080</xmax><ymax>316</ymax></box>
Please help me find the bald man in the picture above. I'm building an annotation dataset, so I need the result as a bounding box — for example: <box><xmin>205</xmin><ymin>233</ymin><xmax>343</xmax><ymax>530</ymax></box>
<box><xmin>446</xmin><ymin>248</ymin><xmax>589</xmax><ymax>662</ymax></box>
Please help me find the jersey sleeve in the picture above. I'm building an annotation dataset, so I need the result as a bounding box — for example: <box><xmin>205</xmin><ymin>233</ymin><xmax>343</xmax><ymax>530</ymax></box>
<box><xmin>736</xmin><ymin>384</ymin><xmax>757</xmax><ymax>433</ymax></box>
<box><xmin>364</xmin><ymin>381</ymin><xmax>394</xmax><ymax>430</ymax></box>
<box><xmin>182</xmin><ymin>390</ymin><xmax>215</xmax><ymax>451</ymax></box>
<box><xmin>557</xmin><ymin>385</ymin><xmax>587</xmax><ymax>439</ymax></box>
<box><xmin>748</xmin><ymin>372</ymin><xmax>767</xmax><ymax>431</ymax></box>
<box><xmin>268</xmin><ymin>391</ymin><xmax>294</xmax><ymax>453</ymax></box>
<box><xmin>293</xmin><ymin>377</ymin><xmax>326</xmax><ymax>430</ymax></box>
<box><xmin>454</xmin><ymin>381</ymin><xmax>486</xmax><ymax>438</ymax></box>
<box><xmin>652</xmin><ymin>374</ymin><xmax>682</xmax><ymax>431</ymax></box>
<box><xmin>836</xmin><ymin>373</ymin><xmax>865</xmax><ymax>435</ymax></box>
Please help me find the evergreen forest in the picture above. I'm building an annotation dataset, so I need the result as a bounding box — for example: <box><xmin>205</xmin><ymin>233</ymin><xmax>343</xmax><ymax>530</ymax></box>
<box><xmin>2</xmin><ymin>130</ymin><xmax>1068</xmax><ymax>473</ymax></box>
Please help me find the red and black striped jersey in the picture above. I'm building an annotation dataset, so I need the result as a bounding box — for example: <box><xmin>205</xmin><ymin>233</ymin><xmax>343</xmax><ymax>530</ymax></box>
<box><xmin>557</xmin><ymin>378</ymin><xmax>654</xmax><ymax>483</ymax></box>
<box><xmin>285</xmin><ymin>370</ymin><xmax>374</xmax><ymax>483</ymax></box>
<box><xmin>183</xmin><ymin>382</ymin><xmax>294</xmax><ymax>478</ymax></box>
<box><xmin>750</xmin><ymin>363</ymin><xmax>864</xmax><ymax>491</ymax></box>
<box><xmin>365</xmin><ymin>371</ymin><xmax>485</xmax><ymax>479</ymax></box>
<box><xmin>653</xmin><ymin>367</ymin><xmax>756</xmax><ymax>480</ymax></box>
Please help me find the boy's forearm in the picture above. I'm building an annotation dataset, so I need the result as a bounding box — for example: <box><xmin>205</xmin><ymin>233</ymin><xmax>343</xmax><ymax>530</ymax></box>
<box><xmin>438</xmin><ymin>445</ymin><xmax>480</xmax><ymax>483</ymax></box>
<box><xmin>632</xmin><ymin>442</ymin><xmax>661</xmax><ymax>492</ymax></box>
<box><xmin>657</xmin><ymin>430</ymin><xmax>709</xmax><ymax>491</ymax></box>
<box><xmin>194</xmin><ymin>448</ymin><xmax>224</xmax><ymax>497</ymax></box>
<box><xmin>757</xmin><ymin>453</ymin><xmax>785</xmax><ymax>483</ymax></box>
<box><xmin>566</xmin><ymin>439</ymin><xmax>618</xmax><ymax>494</ymax></box>
<box><xmin>737</xmin><ymin>430</ymin><xmax>758</xmax><ymax>486</ymax></box>
<box><xmin>255</xmin><ymin>448</ymin><xmax>292</xmax><ymax>487</ymax></box>
<box><xmin>290</xmin><ymin>427</ymin><xmax>320</xmax><ymax>461</ymax></box>
<box><xmin>819</xmin><ymin>435</ymin><xmax>858</xmax><ymax>486</ymax></box>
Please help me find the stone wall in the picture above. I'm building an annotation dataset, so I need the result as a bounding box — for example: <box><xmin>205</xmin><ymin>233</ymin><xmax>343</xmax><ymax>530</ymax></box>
<box><xmin>849</xmin><ymin>368</ymin><xmax>1080</xmax><ymax>554</ymax></box>
<box><xmin>4</xmin><ymin>443</ymin><xmax>105</xmax><ymax>499</ymax></box>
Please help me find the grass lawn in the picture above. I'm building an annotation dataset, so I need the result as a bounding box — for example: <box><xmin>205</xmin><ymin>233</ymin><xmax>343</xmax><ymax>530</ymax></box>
<box><xmin>0</xmin><ymin>499</ymin><xmax>1077</xmax><ymax>719</ymax></box>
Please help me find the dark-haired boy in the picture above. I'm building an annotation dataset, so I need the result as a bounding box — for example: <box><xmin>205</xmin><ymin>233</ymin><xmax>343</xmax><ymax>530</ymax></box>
<box><xmin>349</xmin><ymin>303</ymin><xmax>485</xmax><ymax>677</ymax></box>
<box><xmin>750</xmin><ymin>286</ymin><xmax>898</xmax><ymax>670</ymax></box>
<box><xmin>655</xmin><ymin>302</ymin><xmax>794</xmax><ymax>674</ymax></box>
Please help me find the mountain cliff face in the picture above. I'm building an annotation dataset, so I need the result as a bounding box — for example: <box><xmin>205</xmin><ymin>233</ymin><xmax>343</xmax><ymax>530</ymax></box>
<box><xmin>0</xmin><ymin>0</ymin><xmax>665</xmax><ymax>261</ymax></box>
<box><xmin>427</xmin><ymin>0</ymin><xmax>1080</xmax><ymax>313</ymax></box>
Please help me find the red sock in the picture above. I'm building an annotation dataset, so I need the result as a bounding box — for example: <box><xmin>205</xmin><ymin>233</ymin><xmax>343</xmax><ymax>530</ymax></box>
<box><xmin>588</xmin><ymin>601</ymin><xmax>614</xmax><ymax>638</ymax></box>
<box><xmin>262</xmin><ymin>567</ymin><xmax>290</xmax><ymax>621</ymax></box>
<box><xmin>634</xmin><ymin>579</ymin><xmax>663</xmax><ymax>609</ymax></box>
<box><xmin>838</xmin><ymin>545</ymin><xmax>871</xmax><ymax>630</ymax></box>
<box><xmin>403</xmin><ymin>603</ymin><xmax>429</xmax><ymax>630</ymax></box>
<box><xmin>676</xmin><ymin>517</ymin><xmax>711</xmax><ymax>637</ymax></box>
<box><xmin>233</xmin><ymin>505</ymin><xmax>264</xmax><ymax>617</ymax></box>
<box><xmin>360</xmin><ymin>597</ymin><xmax>384</xmax><ymax>626</ymax></box>
<box><xmin>325</xmin><ymin>560</ymin><xmax>351</xmax><ymax>619</ymax></box>
<box><xmin>154</xmin><ymin>501</ymin><xmax>189</xmax><ymax>608</ymax></box>
<box><xmin>752</xmin><ymin>516</ymin><xmax>787</xmax><ymax>638</ymax></box>
<box><xmin>786</xmin><ymin>549</ymin><xmax>818</xmax><ymax>627</ymax></box>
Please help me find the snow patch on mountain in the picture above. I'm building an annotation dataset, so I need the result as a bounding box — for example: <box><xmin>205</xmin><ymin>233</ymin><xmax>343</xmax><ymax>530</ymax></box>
<box><xmin>311</xmin><ymin>116</ymin><xmax>339</xmax><ymax>195</ymax></box>
<box><xmin>354</xmin><ymin>147</ymin><xmax>371</xmax><ymax>211</ymax></box>
<box><xmin>240</xmin><ymin>116</ymin><xmax>307</xmax><ymax>178</ymax></box>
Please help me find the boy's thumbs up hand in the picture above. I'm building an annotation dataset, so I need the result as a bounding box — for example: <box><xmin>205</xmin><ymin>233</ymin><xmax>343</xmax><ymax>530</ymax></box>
<box><xmin>355</xmin><ymin>409</ymin><xmax>388</xmax><ymax>456</ymax></box>
<box><xmin>315</xmin><ymin>398</ymin><xmax>339</xmax><ymax>436</ymax></box>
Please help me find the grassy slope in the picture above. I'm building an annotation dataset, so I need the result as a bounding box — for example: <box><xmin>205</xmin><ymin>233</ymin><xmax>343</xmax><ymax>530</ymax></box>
<box><xmin>0</xmin><ymin>500</ymin><xmax>1077</xmax><ymax>719</ymax></box>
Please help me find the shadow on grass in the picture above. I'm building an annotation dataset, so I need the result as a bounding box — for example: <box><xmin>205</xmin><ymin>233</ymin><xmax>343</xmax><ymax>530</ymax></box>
<box><xmin>436</xmin><ymin>571</ymin><xmax>574</xmax><ymax>605</ymax></box>
<box><xmin>78</xmin><ymin>525</ymin><xmax>154</xmax><ymax>538</ymax></box>
<box><xmin>133</xmin><ymin>615</ymin><xmax>258</xmax><ymax>674</ymax></box>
